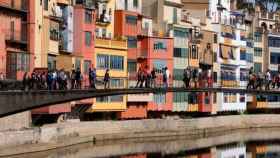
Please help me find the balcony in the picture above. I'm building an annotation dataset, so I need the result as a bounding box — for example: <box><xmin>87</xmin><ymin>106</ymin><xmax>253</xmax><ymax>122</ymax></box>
<box><xmin>181</xmin><ymin>14</ymin><xmax>191</xmax><ymax>23</ymax></box>
<box><xmin>95</xmin><ymin>38</ymin><xmax>127</xmax><ymax>50</ymax></box>
<box><xmin>96</xmin><ymin>13</ymin><xmax>111</xmax><ymax>26</ymax></box>
<box><xmin>0</xmin><ymin>0</ymin><xmax>27</xmax><ymax>14</ymax></box>
<box><xmin>3</xmin><ymin>27</ymin><xmax>27</xmax><ymax>45</ymax></box>
<box><xmin>49</xmin><ymin>6</ymin><xmax>63</xmax><ymax>22</ymax></box>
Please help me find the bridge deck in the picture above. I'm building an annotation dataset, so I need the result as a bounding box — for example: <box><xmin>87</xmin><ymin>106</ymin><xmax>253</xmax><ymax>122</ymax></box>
<box><xmin>0</xmin><ymin>87</ymin><xmax>279</xmax><ymax>118</ymax></box>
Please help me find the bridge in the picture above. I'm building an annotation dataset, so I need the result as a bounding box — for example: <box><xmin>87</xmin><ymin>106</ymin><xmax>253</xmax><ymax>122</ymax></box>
<box><xmin>1</xmin><ymin>87</ymin><xmax>280</xmax><ymax>118</ymax></box>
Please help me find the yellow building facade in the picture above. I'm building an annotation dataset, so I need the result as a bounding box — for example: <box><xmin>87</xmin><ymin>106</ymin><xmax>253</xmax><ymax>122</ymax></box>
<box><xmin>88</xmin><ymin>38</ymin><xmax>128</xmax><ymax>112</ymax></box>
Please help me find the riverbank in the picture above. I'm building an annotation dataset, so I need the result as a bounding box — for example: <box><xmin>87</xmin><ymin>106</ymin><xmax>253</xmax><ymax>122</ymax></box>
<box><xmin>1</xmin><ymin>114</ymin><xmax>280</xmax><ymax>156</ymax></box>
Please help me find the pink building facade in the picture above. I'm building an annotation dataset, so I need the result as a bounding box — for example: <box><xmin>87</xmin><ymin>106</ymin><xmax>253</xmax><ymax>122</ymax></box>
<box><xmin>0</xmin><ymin>0</ymin><xmax>33</xmax><ymax>80</ymax></box>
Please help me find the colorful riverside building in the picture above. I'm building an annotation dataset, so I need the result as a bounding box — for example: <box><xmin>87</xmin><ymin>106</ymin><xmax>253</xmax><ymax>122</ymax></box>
<box><xmin>32</xmin><ymin>0</ymin><xmax>96</xmax><ymax>116</ymax></box>
<box><xmin>212</xmin><ymin>1</ymin><xmax>247</xmax><ymax>112</ymax></box>
<box><xmin>112</xmin><ymin>0</ymin><xmax>153</xmax><ymax>119</ymax></box>
<box><xmin>183</xmin><ymin>0</ymin><xmax>247</xmax><ymax>113</ymax></box>
<box><xmin>83</xmin><ymin>0</ymin><xmax>128</xmax><ymax>114</ymax></box>
<box><xmin>0</xmin><ymin>0</ymin><xmax>32</xmax><ymax>79</ymax></box>
<box><xmin>182</xmin><ymin>1</ymin><xmax>217</xmax><ymax>113</ymax></box>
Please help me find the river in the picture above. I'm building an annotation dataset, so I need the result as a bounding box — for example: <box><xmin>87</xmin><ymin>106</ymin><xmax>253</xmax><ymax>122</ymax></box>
<box><xmin>5</xmin><ymin>127</ymin><xmax>280</xmax><ymax>158</ymax></box>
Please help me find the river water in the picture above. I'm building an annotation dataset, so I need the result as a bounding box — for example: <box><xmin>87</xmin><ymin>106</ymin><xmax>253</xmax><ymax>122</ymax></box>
<box><xmin>6</xmin><ymin>128</ymin><xmax>280</xmax><ymax>158</ymax></box>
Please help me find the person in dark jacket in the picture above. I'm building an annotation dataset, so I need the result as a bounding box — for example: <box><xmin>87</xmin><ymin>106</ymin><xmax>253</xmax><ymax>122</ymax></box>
<box><xmin>91</xmin><ymin>68</ymin><xmax>97</xmax><ymax>89</ymax></box>
<box><xmin>75</xmin><ymin>68</ymin><xmax>82</xmax><ymax>89</ymax></box>
<box><xmin>104</xmin><ymin>69</ymin><xmax>110</xmax><ymax>89</ymax></box>
<box><xmin>151</xmin><ymin>68</ymin><xmax>156</xmax><ymax>88</ymax></box>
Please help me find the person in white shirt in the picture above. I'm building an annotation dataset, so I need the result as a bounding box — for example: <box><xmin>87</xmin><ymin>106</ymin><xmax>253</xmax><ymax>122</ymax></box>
<box><xmin>266</xmin><ymin>69</ymin><xmax>272</xmax><ymax>90</ymax></box>
<box><xmin>163</xmin><ymin>67</ymin><xmax>170</xmax><ymax>88</ymax></box>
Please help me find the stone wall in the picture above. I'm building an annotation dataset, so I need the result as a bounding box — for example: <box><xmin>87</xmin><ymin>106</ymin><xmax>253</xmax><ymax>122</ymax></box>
<box><xmin>0</xmin><ymin>111</ymin><xmax>31</xmax><ymax>131</ymax></box>
<box><xmin>1</xmin><ymin>115</ymin><xmax>280</xmax><ymax>156</ymax></box>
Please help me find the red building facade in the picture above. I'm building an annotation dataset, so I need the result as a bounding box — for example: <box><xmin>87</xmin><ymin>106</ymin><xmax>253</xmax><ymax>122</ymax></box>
<box><xmin>0</xmin><ymin>0</ymin><xmax>33</xmax><ymax>80</ymax></box>
<box><xmin>73</xmin><ymin>5</ymin><xmax>95</xmax><ymax>77</ymax></box>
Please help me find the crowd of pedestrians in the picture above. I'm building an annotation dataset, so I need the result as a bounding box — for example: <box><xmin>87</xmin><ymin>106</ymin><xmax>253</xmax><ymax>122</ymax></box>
<box><xmin>9</xmin><ymin>65</ymin><xmax>280</xmax><ymax>91</ymax></box>
<box><xmin>247</xmin><ymin>67</ymin><xmax>280</xmax><ymax>90</ymax></box>
<box><xmin>20</xmin><ymin>67</ymin><xmax>112</xmax><ymax>91</ymax></box>
<box><xmin>135</xmin><ymin>67</ymin><xmax>166</xmax><ymax>88</ymax></box>
<box><xmin>183</xmin><ymin>67</ymin><xmax>212</xmax><ymax>88</ymax></box>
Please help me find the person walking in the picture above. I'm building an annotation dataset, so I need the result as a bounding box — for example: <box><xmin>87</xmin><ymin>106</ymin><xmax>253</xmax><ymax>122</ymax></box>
<box><xmin>207</xmin><ymin>69</ymin><xmax>212</xmax><ymax>88</ymax></box>
<box><xmin>151</xmin><ymin>68</ymin><xmax>156</xmax><ymax>88</ymax></box>
<box><xmin>163</xmin><ymin>67</ymin><xmax>170</xmax><ymax>88</ymax></box>
<box><xmin>135</xmin><ymin>68</ymin><xmax>142</xmax><ymax>88</ymax></box>
<box><xmin>145</xmin><ymin>69</ymin><xmax>151</xmax><ymax>88</ymax></box>
<box><xmin>75</xmin><ymin>68</ymin><xmax>81</xmax><ymax>89</ymax></box>
<box><xmin>22</xmin><ymin>72</ymin><xmax>29</xmax><ymax>91</ymax></box>
<box><xmin>104</xmin><ymin>69</ymin><xmax>110</xmax><ymax>89</ymax></box>
<box><xmin>91</xmin><ymin>68</ymin><xmax>97</xmax><ymax>89</ymax></box>
<box><xmin>183</xmin><ymin>67</ymin><xmax>191</xmax><ymax>88</ymax></box>
<box><xmin>88</xmin><ymin>68</ymin><xmax>92</xmax><ymax>88</ymax></box>
<box><xmin>70</xmin><ymin>69</ymin><xmax>76</xmax><ymax>89</ymax></box>
<box><xmin>265</xmin><ymin>69</ymin><xmax>272</xmax><ymax>90</ymax></box>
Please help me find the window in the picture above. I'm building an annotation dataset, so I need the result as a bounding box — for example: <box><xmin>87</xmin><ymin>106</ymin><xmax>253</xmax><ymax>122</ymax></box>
<box><xmin>127</xmin><ymin>36</ymin><xmax>137</xmax><ymax>48</ymax></box>
<box><xmin>174</xmin><ymin>48</ymin><xmax>188</xmax><ymax>57</ymax></box>
<box><xmin>49</xmin><ymin>22</ymin><xmax>59</xmax><ymax>41</ymax></box>
<box><xmin>240</xmin><ymin>71</ymin><xmax>248</xmax><ymax>81</ymax></box>
<box><xmin>240</xmin><ymin>94</ymin><xmax>245</xmax><ymax>103</ymax></box>
<box><xmin>85</xmin><ymin>10</ymin><xmax>93</xmax><ymax>23</ymax></box>
<box><xmin>97</xmin><ymin>54</ymin><xmax>109</xmax><ymax>69</ymax></box>
<box><xmin>240</xmin><ymin>51</ymin><xmax>246</xmax><ymax>60</ymax></box>
<box><xmin>126</xmin><ymin>15</ymin><xmax>137</xmax><ymax>25</ymax></box>
<box><xmin>173</xmin><ymin>8</ymin><xmax>177</xmax><ymax>24</ymax></box>
<box><xmin>269</xmin><ymin>36</ymin><xmax>280</xmax><ymax>47</ymax></box>
<box><xmin>154</xmin><ymin>41</ymin><xmax>167</xmax><ymax>50</ymax></box>
<box><xmin>254</xmin><ymin>33</ymin><xmax>262</xmax><ymax>42</ymax></box>
<box><xmin>268</xmin><ymin>95</ymin><xmax>280</xmax><ymax>102</ymax></box>
<box><xmin>75</xmin><ymin>58</ymin><xmax>81</xmax><ymax>70</ymax></box>
<box><xmin>213</xmin><ymin>93</ymin><xmax>217</xmax><ymax>104</ymax></box>
<box><xmin>213</xmin><ymin>72</ymin><xmax>217</xmax><ymax>83</ymax></box>
<box><xmin>102</xmin><ymin>28</ymin><xmax>106</xmax><ymax>38</ymax></box>
<box><xmin>191</xmin><ymin>45</ymin><xmax>198</xmax><ymax>59</ymax></box>
<box><xmin>153</xmin><ymin>60</ymin><xmax>167</xmax><ymax>73</ymax></box>
<box><xmin>133</xmin><ymin>0</ymin><xmax>138</xmax><ymax>8</ymax></box>
<box><xmin>246</xmin><ymin>53</ymin><xmax>253</xmax><ymax>63</ymax></box>
<box><xmin>110</xmin><ymin>55</ymin><xmax>124</xmax><ymax>70</ymax></box>
<box><xmin>174</xmin><ymin>29</ymin><xmax>188</xmax><ymax>38</ymax></box>
<box><xmin>85</xmin><ymin>31</ymin><xmax>92</xmax><ymax>46</ymax></box>
<box><xmin>7</xmin><ymin>53</ymin><xmax>30</xmax><ymax>79</ymax></box>
<box><xmin>111</xmin><ymin>79</ymin><xmax>124</xmax><ymax>88</ymax></box>
<box><xmin>128</xmin><ymin>61</ymin><xmax>137</xmax><ymax>72</ymax></box>
<box><xmin>84</xmin><ymin>60</ymin><xmax>91</xmax><ymax>73</ymax></box>
<box><xmin>110</xmin><ymin>95</ymin><xmax>123</xmax><ymax>102</ymax></box>
<box><xmin>44</xmin><ymin>0</ymin><xmax>48</xmax><ymax>10</ymax></box>
<box><xmin>124</xmin><ymin>0</ymin><xmax>128</xmax><ymax>10</ymax></box>
<box><xmin>173</xmin><ymin>69</ymin><xmax>184</xmax><ymax>80</ymax></box>
<box><xmin>270</xmin><ymin>52</ymin><xmax>280</xmax><ymax>64</ymax></box>
<box><xmin>254</xmin><ymin>48</ymin><xmax>262</xmax><ymax>57</ymax></box>
<box><xmin>173</xmin><ymin>92</ymin><xmax>188</xmax><ymax>102</ymax></box>
<box><xmin>188</xmin><ymin>93</ymin><xmax>197</xmax><ymax>104</ymax></box>
<box><xmin>254</xmin><ymin>63</ymin><xmax>262</xmax><ymax>73</ymax></box>
<box><xmin>154</xmin><ymin>93</ymin><xmax>166</xmax><ymax>105</ymax></box>
<box><xmin>214</xmin><ymin>34</ymin><xmax>218</xmax><ymax>43</ymax></box>
<box><xmin>97</xmin><ymin>54</ymin><xmax>124</xmax><ymax>70</ymax></box>
<box><xmin>48</xmin><ymin>55</ymin><xmax>56</xmax><ymax>71</ymax></box>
